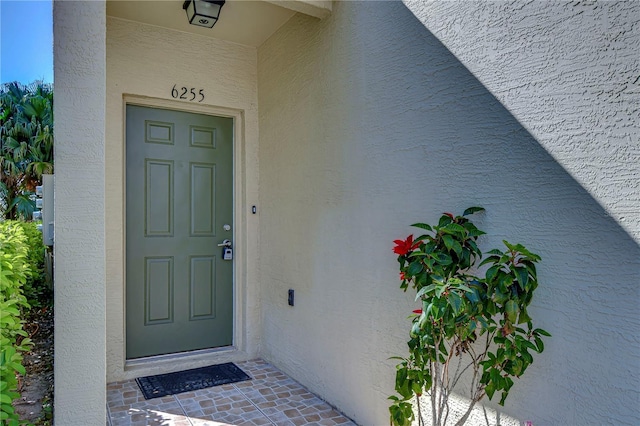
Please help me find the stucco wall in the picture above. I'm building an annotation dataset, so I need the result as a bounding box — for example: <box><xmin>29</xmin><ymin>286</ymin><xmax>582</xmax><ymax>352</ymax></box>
<box><xmin>105</xmin><ymin>17</ymin><xmax>261</xmax><ymax>381</ymax></box>
<box><xmin>257</xmin><ymin>1</ymin><xmax>639</xmax><ymax>425</ymax></box>
<box><xmin>405</xmin><ymin>0</ymin><xmax>640</xmax><ymax>243</ymax></box>
<box><xmin>53</xmin><ymin>0</ymin><xmax>107</xmax><ymax>422</ymax></box>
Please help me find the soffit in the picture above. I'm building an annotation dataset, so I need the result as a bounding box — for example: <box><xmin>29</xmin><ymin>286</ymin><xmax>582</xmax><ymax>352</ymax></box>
<box><xmin>106</xmin><ymin>0</ymin><xmax>298</xmax><ymax>47</ymax></box>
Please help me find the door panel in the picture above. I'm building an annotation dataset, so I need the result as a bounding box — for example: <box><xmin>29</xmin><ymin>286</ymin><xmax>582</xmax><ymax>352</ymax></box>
<box><xmin>190</xmin><ymin>163</ymin><xmax>216</xmax><ymax>236</ymax></box>
<box><xmin>145</xmin><ymin>257</ymin><xmax>173</xmax><ymax>324</ymax></box>
<box><xmin>189</xmin><ymin>256</ymin><xmax>216</xmax><ymax>320</ymax></box>
<box><xmin>126</xmin><ymin>105</ymin><xmax>233</xmax><ymax>359</ymax></box>
<box><xmin>145</xmin><ymin>159</ymin><xmax>174</xmax><ymax>236</ymax></box>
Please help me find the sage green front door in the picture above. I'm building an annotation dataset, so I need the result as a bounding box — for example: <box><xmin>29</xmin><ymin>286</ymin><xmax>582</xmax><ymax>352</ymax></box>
<box><xmin>126</xmin><ymin>105</ymin><xmax>233</xmax><ymax>359</ymax></box>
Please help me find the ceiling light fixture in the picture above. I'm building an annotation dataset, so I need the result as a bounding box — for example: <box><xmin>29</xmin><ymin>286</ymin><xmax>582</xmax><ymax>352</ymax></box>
<box><xmin>183</xmin><ymin>0</ymin><xmax>226</xmax><ymax>29</ymax></box>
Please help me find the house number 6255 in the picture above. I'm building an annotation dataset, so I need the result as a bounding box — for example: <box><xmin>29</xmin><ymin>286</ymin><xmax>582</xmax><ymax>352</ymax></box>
<box><xmin>171</xmin><ymin>85</ymin><xmax>205</xmax><ymax>102</ymax></box>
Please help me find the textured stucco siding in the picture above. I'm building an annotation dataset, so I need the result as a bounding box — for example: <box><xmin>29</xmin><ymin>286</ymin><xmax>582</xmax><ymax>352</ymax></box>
<box><xmin>105</xmin><ymin>17</ymin><xmax>261</xmax><ymax>382</ymax></box>
<box><xmin>53</xmin><ymin>0</ymin><xmax>107</xmax><ymax>423</ymax></box>
<box><xmin>257</xmin><ymin>1</ymin><xmax>639</xmax><ymax>425</ymax></box>
<box><xmin>405</xmin><ymin>0</ymin><xmax>640</xmax><ymax>243</ymax></box>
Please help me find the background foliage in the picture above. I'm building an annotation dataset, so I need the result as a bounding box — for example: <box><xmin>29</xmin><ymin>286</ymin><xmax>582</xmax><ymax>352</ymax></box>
<box><xmin>0</xmin><ymin>81</ymin><xmax>54</xmax><ymax>221</ymax></box>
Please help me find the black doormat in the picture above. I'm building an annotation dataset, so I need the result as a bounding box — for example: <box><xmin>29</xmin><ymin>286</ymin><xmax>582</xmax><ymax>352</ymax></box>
<box><xmin>135</xmin><ymin>362</ymin><xmax>251</xmax><ymax>399</ymax></box>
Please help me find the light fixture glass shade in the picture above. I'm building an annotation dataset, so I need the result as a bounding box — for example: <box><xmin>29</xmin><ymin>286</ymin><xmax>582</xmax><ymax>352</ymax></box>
<box><xmin>183</xmin><ymin>0</ymin><xmax>225</xmax><ymax>29</ymax></box>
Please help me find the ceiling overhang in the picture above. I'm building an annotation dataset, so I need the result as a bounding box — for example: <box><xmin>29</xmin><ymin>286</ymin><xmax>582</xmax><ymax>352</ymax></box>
<box><xmin>264</xmin><ymin>0</ymin><xmax>332</xmax><ymax>19</ymax></box>
<box><xmin>106</xmin><ymin>0</ymin><xmax>331</xmax><ymax>47</ymax></box>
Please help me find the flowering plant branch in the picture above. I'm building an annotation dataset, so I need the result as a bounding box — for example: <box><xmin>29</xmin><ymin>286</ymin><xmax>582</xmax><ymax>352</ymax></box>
<box><xmin>389</xmin><ymin>208</ymin><xmax>550</xmax><ymax>426</ymax></box>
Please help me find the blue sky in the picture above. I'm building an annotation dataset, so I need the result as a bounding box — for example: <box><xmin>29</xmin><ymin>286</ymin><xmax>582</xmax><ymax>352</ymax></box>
<box><xmin>1</xmin><ymin>0</ymin><xmax>53</xmax><ymax>84</ymax></box>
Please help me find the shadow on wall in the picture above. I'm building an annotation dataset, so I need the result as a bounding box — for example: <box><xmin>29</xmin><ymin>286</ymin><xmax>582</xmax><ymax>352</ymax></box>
<box><xmin>257</xmin><ymin>1</ymin><xmax>639</xmax><ymax>424</ymax></box>
<box><xmin>364</xmin><ymin>3</ymin><xmax>640</xmax><ymax>424</ymax></box>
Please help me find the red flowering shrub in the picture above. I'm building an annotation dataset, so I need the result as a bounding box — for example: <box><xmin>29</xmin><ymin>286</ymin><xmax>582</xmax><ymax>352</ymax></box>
<box><xmin>389</xmin><ymin>208</ymin><xmax>550</xmax><ymax>426</ymax></box>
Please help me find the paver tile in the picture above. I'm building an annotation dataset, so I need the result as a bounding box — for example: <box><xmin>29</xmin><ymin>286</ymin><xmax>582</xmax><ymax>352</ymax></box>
<box><xmin>106</xmin><ymin>359</ymin><xmax>356</xmax><ymax>426</ymax></box>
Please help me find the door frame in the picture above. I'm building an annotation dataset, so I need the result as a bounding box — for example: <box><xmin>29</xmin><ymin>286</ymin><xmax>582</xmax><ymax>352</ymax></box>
<box><xmin>121</xmin><ymin>94</ymin><xmax>248</xmax><ymax>375</ymax></box>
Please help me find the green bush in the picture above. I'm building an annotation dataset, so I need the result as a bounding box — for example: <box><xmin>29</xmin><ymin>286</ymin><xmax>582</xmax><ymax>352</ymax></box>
<box><xmin>0</xmin><ymin>221</ymin><xmax>34</xmax><ymax>424</ymax></box>
<box><xmin>18</xmin><ymin>222</ymin><xmax>50</xmax><ymax>309</ymax></box>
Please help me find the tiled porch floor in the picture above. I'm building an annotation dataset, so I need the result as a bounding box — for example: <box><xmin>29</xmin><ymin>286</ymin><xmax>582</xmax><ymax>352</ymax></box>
<box><xmin>107</xmin><ymin>359</ymin><xmax>357</xmax><ymax>426</ymax></box>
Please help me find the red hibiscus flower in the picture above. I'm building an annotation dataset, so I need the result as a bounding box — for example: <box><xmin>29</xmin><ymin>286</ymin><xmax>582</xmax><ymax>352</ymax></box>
<box><xmin>412</xmin><ymin>309</ymin><xmax>423</xmax><ymax>314</ymax></box>
<box><xmin>393</xmin><ymin>234</ymin><xmax>420</xmax><ymax>256</ymax></box>
<box><xmin>400</xmin><ymin>272</ymin><xmax>407</xmax><ymax>280</ymax></box>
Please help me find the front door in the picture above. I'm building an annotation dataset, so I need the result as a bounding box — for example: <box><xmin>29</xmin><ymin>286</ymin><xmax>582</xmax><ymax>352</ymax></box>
<box><xmin>126</xmin><ymin>105</ymin><xmax>233</xmax><ymax>359</ymax></box>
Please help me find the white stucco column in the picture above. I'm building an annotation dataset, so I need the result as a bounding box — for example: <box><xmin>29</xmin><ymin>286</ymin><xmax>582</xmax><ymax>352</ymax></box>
<box><xmin>53</xmin><ymin>0</ymin><xmax>106</xmax><ymax>422</ymax></box>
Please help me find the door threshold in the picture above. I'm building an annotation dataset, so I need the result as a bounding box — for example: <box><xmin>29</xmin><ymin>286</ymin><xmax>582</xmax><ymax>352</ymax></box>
<box><xmin>124</xmin><ymin>346</ymin><xmax>250</xmax><ymax>379</ymax></box>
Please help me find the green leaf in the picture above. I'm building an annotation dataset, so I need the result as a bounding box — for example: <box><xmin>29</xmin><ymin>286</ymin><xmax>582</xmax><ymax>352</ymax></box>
<box><xmin>407</xmin><ymin>250</ymin><xmax>426</xmax><ymax>258</ymax></box>
<box><xmin>1</xmin><ymin>403</ymin><xmax>16</xmax><ymax>416</ymax></box>
<box><xmin>505</xmin><ymin>300</ymin><xmax>519</xmax><ymax>323</ymax></box>
<box><xmin>407</xmin><ymin>261</ymin><xmax>423</xmax><ymax>276</ymax></box>
<box><xmin>526</xmin><ymin>263</ymin><xmax>538</xmax><ymax>280</ymax></box>
<box><xmin>466</xmin><ymin>319</ymin><xmax>477</xmax><ymax>335</ymax></box>
<box><xmin>485</xmin><ymin>382</ymin><xmax>496</xmax><ymax>400</ymax></box>
<box><xmin>3</xmin><ymin>347</ymin><xmax>15</xmax><ymax>360</ymax></box>
<box><xmin>442</xmin><ymin>234</ymin><xmax>454</xmax><ymax>251</ymax></box>
<box><xmin>499</xmin><ymin>391</ymin><xmax>509</xmax><ymax>406</ymax></box>
<box><xmin>502</xmin><ymin>240</ymin><xmax>516</xmax><ymax>251</ymax></box>
<box><xmin>423</xmin><ymin>240</ymin><xmax>436</xmax><ymax>253</ymax></box>
<box><xmin>465</xmin><ymin>226</ymin><xmax>486</xmax><ymax>238</ymax></box>
<box><xmin>499</xmin><ymin>274</ymin><xmax>514</xmax><ymax>292</ymax></box>
<box><xmin>11</xmin><ymin>363</ymin><xmax>25</xmax><ymax>375</ymax></box>
<box><xmin>460</xmin><ymin>248</ymin><xmax>471</xmax><ymax>268</ymax></box>
<box><xmin>517</xmin><ymin>307</ymin><xmax>532</xmax><ymax>324</ymax></box>
<box><xmin>450</xmin><ymin>240</ymin><xmax>463</xmax><ymax>257</ymax></box>
<box><xmin>438</xmin><ymin>215</ymin><xmax>453</xmax><ymax>227</ymax></box>
<box><xmin>424</xmin><ymin>371</ymin><xmax>433</xmax><ymax>391</ymax></box>
<box><xmin>418</xmin><ymin>312</ymin><xmax>429</xmax><ymax>330</ymax></box>
<box><xmin>0</xmin><ymin>409</ymin><xmax>11</xmax><ymax>420</ymax></box>
<box><xmin>415</xmin><ymin>284</ymin><xmax>436</xmax><ymax>300</ymax></box>
<box><xmin>515</xmin><ymin>267</ymin><xmax>529</xmax><ymax>291</ymax></box>
<box><xmin>490</xmin><ymin>367</ymin><xmax>502</xmax><ymax>384</ymax></box>
<box><xmin>504</xmin><ymin>376</ymin><xmax>514</xmax><ymax>392</ymax></box>
<box><xmin>485</xmin><ymin>265</ymin><xmax>500</xmax><ymax>282</ymax></box>
<box><xmin>463</xmin><ymin>206</ymin><xmax>485</xmax><ymax>216</ymax></box>
<box><xmin>465</xmin><ymin>287</ymin><xmax>480</xmax><ymax>304</ymax></box>
<box><xmin>435</xmin><ymin>253</ymin><xmax>452</xmax><ymax>265</ymax></box>
<box><xmin>440</xmin><ymin>223</ymin><xmax>466</xmax><ymax>236</ymax></box>
<box><xmin>411</xmin><ymin>223</ymin><xmax>433</xmax><ymax>232</ymax></box>
<box><xmin>534</xmin><ymin>328</ymin><xmax>552</xmax><ymax>337</ymax></box>
<box><xmin>523</xmin><ymin>340</ymin><xmax>538</xmax><ymax>352</ymax></box>
<box><xmin>511</xmin><ymin>358</ymin><xmax>524</xmax><ymax>377</ymax></box>
<box><xmin>454</xmin><ymin>284</ymin><xmax>474</xmax><ymax>293</ymax></box>
<box><xmin>467</xmin><ymin>239</ymin><xmax>481</xmax><ymax>255</ymax></box>
<box><xmin>395</xmin><ymin>368</ymin><xmax>410</xmax><ymax>398</ymax></box>
<box><xmin>438</xmin><ymin>339</ymin><xmax>448</xmax><ymax>357</ymax></box>
<box><xmin>389</xmin><ymin>401</ymin><xmax>414</xmax><ymax>426</ymax></box>
<box><xmin>430</xmin><ymin>299</ymin><xmax>447</xmax><ymax>319</ymax></box>
<box><xmin>447</xmin><ymin>292</ymin><xmax>463</xmax><ymax>314</ymax></box>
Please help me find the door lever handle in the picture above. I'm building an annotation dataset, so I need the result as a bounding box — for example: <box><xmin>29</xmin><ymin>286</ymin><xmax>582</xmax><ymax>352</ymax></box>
<box><xmin>217</xmin><ymin>239</ymin><xmax>232</xmax><ymax>247</ymax></box>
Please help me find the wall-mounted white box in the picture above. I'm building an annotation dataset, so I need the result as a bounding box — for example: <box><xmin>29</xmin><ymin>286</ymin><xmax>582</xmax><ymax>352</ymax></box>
<box><xmin>42</xmin><ymin>174</ymin><xmax>54</xmax><ymax>247</ymax></box>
